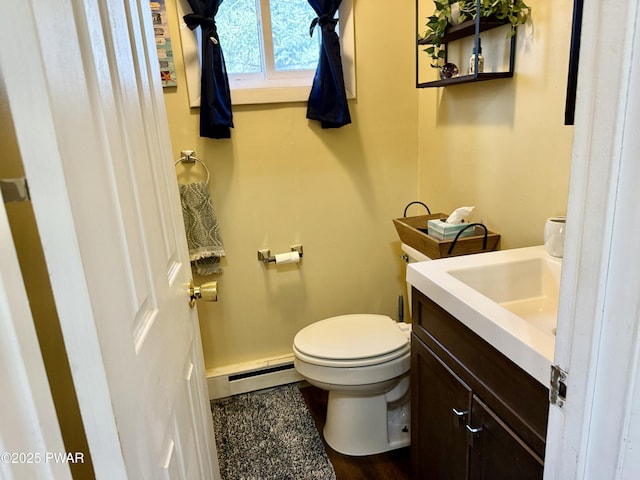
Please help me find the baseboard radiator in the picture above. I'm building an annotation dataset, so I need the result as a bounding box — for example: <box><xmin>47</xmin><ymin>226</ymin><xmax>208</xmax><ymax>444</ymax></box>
<box><xmin>206</xmin><ymin>354</ymin><xmax>304</xmax><ymax>400</ymax></box>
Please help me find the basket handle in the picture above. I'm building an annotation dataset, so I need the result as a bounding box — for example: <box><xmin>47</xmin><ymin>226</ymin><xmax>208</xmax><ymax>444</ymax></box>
<box><xmin>447</xmin><ymin>223</ymin><xmax>488</xmax><ymax>255</ymax></box>
<box><xmin>403</xmin><ymin>201</ymin><xmax>431</xmax><ymax>217</ymax></box>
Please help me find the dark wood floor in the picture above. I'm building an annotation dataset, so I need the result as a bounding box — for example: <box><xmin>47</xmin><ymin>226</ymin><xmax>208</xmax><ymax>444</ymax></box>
<box><xmin>300</xmin><ymin>385</ymin><xmax>411</xmax><ymax>480</ymax></box>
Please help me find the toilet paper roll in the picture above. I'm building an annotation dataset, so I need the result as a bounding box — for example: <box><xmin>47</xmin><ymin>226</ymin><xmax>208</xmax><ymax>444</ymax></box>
<box><xmin>274</xmin><ymin>251</ymin><xmax>300</xmax><ymax>265</ymax></box>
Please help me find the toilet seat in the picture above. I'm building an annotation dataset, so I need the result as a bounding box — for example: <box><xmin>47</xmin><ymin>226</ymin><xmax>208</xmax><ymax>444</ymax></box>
<box><xmin>293</xmin><ymin>343</ymin><xmax>410</xmax><ymax>368</ymax></box>
<box><xmin>293</xmin><ymin>314</ymin><xmax>410</xmax><ymax>368</ymax></box>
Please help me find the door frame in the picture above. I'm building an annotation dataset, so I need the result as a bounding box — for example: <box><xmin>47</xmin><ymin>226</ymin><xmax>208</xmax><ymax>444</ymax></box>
<box><xmin>544</xmin><ymin>1</ymin><xmax>640</xmax><ymax>478</ymax></box>
<box><xmin>0</xmin><ymin>201</ymin><xmax>72</xmax><ymax>480</ymax></box>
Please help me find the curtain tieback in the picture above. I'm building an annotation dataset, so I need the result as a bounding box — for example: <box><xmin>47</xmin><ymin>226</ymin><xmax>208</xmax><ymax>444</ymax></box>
<box><xmin>309</xmin><ymin>14</ymin><xmax>337</xmax><ymax>37</ymax></box>
<box><xmin>184</xmin><ymin>13</ymin><xmax>216</xmax><ymax>31</ymax></box>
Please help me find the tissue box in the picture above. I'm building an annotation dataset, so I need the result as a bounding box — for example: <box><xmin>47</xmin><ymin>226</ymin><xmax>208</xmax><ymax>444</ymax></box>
<box><xmin>427</xmin><ymin>219</ymin><xmax>477</xmax><ymax>241</ymax></box>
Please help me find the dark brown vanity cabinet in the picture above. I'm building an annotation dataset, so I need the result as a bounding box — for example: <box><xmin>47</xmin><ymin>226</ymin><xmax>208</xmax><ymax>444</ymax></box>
<box><xmin>410</xmin><ymin>288</ymin><xmax>548</xmax><ymax>480</ymax></box>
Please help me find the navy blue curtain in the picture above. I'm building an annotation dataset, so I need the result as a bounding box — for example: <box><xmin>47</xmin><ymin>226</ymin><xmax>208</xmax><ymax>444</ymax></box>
<box><xmin>184</xmin><ymin>0</ymin><xmax>233</xmax><ymax>139</ymax></box>
<box><xmin>307</xmin><ymin>0</ymin><xmax>351</xmax><ymax>128</ymax></box>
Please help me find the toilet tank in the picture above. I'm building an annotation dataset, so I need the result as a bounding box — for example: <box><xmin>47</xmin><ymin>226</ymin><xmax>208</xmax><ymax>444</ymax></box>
<box><xmin>401</xmin><ymin>243</ymin><xmax>431</xmax><ymax>318</ymax></box>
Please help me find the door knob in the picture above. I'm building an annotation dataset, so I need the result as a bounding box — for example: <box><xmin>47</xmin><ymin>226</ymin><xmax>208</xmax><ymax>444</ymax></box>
<box><xmin>189</xmin><ymin>280</ymin><xmax>218</xmax><ymax>308</ymax></box>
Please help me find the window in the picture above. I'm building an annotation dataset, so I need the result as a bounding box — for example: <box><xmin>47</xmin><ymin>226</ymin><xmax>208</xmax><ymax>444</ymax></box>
<box><xmin>177</xmin><ymin>0</ymin><xmax>355</xmax><ymax>106</ymax></box>
<box><xmin>218</xmin><ymin>0</ymin><xmax>318</xmax><ymax>75</ymax></box>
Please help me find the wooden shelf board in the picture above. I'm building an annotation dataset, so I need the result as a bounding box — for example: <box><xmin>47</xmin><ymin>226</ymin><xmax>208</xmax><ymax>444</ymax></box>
<box><xmin>417</xmin><ymin>72</ymin><xmax>513</xmax><ymax>88</ymax></box>
<box><xmin>418</xmin><ymin>16</ymin><xmax>510</xmax><ymax>45</ymax></box>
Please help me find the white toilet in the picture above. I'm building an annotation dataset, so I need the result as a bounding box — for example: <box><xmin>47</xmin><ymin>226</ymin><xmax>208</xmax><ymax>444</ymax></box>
<box><xmin>293</xmin><ymin>314</ymin><xmax>412</xmax><ymax>456</ymax></box>
<box><xmin>293</xmin><ymin>243</ymin><xmax>429</xmax><ymax>456</ymax></box>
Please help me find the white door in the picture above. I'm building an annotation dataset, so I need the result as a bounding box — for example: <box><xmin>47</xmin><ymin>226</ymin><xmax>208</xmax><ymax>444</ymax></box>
<box><xmin>0</xmin><ymin>1</ymin><xmax>220</xmax><ymax>479</ymax></box>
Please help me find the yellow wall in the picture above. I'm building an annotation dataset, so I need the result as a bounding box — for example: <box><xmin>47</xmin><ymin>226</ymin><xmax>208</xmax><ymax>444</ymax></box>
<box><xmin>165</xmin><ymin>0</ymin><xmax>574</xmax><ymax>371</ymax></box>
<box><xmin>163</xmin><ymin>1</ymin><xmax>419</xmax><ymax>370</ymax></box>
<box><xmin>417</xmin><ymin>0</ymin><xmax>574</xmax><ymax>248</ymax></box>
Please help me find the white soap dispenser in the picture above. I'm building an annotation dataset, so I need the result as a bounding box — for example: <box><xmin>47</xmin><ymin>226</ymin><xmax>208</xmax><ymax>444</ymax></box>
<box><xmin>469</xmin><ymin>38</ymin><xmax>484</xmax><ymax>75</ymax></box>
<box><xmin>544</xmin><ymin>217</ymin><xmax>566</xmax><ymax>257</ymax></box>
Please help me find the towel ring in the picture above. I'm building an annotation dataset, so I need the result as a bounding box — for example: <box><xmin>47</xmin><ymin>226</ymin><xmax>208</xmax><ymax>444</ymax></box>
<box><xmin>175</xmin><ymin>149</ymin><xmax>210</xmax><ymax>184</ymax></box>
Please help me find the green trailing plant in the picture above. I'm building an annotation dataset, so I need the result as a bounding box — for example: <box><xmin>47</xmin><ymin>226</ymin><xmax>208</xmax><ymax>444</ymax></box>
<box><xmin>420</xmin><ymin>0</ymin><xmax>531</xmax><ymax>68</ymax></box>
<box><xmin>420</xmin><ymin>1</ymin><xmax>452</xmax><ymax>68</ymax></box>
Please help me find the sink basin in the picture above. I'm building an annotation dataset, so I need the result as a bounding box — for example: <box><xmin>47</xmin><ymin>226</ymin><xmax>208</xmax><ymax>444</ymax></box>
<box><xmin>407</xmin><ymin>246</ymin><xmax>560</xmax><ymax>386</ymax></box>
<box><xmin>448</xmin><ymin>255</ymin><xmax>560</xmax><ymax>336</ymax></box>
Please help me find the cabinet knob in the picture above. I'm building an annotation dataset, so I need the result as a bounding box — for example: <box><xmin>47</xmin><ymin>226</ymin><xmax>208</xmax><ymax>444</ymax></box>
<box><xmin>465</xmin><ymin>424</ymin><xmax>483</xmax><ymax>446</ymax></box>
<box><xmin>452</xmin><ymin>408</ymin><xmax>468</xmax><ymax>430</ymax></box>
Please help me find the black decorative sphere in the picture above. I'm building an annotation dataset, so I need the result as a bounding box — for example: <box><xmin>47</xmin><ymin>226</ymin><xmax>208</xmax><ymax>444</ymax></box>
<box><xmin>440</xmin><ymin>63</ymin><xmax>459</xmax><ymax>80</ymax></box>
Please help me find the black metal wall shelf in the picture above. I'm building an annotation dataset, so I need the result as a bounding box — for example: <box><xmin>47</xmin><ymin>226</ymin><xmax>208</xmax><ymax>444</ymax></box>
<box><xmin>416</xmin><ymin>3</ymin><xmax>517</xmax><ymax>88</ymax></box>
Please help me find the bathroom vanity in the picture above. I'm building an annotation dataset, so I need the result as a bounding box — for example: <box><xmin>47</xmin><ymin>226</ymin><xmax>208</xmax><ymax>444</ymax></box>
<box><xmin>411</xmin><ymin>289</ymin><xmax>548</xmax><ymax>479</ymax></box>
<box><xmin>406</xmin><ymin>247</ymin><xmax>558</xmax><ymax>480</ymax></box>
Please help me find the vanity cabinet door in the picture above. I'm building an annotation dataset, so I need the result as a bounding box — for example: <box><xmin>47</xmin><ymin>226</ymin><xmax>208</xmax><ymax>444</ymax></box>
<box><xmin>467</xmin><ymin>395</ymin><xmax>544</xmax><ymax>480</ymax></box>
<box><xmin>411</xmin><ymin>334</ymin><xmax>472</xmax><ymax>480</ymax></box>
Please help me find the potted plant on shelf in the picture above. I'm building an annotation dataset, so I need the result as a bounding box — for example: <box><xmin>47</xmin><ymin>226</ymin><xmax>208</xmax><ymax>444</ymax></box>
<box><xmin>420</xmin><ymin>0</ymin><xmax>531</xmax><ymax>68</ymax></box>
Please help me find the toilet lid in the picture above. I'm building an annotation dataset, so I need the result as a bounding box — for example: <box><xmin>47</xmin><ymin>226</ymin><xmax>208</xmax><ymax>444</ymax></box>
<box><xmin>293</xmin><ymin>314</ymin><xmax>409</xmax><ymax>361</ymax></box>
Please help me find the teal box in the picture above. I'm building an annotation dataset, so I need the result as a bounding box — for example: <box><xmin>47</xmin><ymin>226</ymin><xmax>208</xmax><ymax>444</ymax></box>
<box><xmin>427</xmin><ymin>219</ymin><xmax>476</xmax><ymax>241</ymax></box>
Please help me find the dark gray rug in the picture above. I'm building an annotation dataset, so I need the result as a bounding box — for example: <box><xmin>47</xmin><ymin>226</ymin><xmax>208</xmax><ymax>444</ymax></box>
<box><xmin>211</xmin><ymin>384</ymin><xmax>337</xmax><ymax>480</ymax></box>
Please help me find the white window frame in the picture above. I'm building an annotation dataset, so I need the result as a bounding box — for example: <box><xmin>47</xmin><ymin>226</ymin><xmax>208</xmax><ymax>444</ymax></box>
<box><xmin>176</xmin><ymin>0</ymin><xmax>355</xmax><ymax>106</ymax></box>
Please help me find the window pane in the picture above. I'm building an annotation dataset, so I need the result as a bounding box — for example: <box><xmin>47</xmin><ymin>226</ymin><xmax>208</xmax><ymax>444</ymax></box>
<box><xmin>216</xmin><ymin>0</ymin><xmax>262</xmax><ymax>74</ymax></box>
<box><xmin>270</xmin><ymin>0</ymin><xmax>319</xmax><ymax>71</ymax></box>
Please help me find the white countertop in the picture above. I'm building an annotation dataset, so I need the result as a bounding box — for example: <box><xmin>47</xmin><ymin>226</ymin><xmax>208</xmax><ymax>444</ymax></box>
<box><xmin>407</xmin><ymin>246</ymin><xmax>559</xmax><ymax>386</ymax></box>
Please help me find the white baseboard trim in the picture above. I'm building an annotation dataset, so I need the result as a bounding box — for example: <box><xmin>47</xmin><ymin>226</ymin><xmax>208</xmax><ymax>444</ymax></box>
<box><xmin>206</xmin><ymin>354</ymin><xmax>303</xmax><ymax>400</ymax></box>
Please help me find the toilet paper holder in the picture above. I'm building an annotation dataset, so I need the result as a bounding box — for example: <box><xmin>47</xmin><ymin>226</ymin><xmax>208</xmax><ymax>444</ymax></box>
<box><xmin>258</xmin><ymin>244</ymin><xmax>303</xmax><ymax>263</ymax></box>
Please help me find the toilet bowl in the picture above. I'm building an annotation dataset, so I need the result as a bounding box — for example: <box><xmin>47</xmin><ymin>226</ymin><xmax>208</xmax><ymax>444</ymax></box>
<box><xmin>293</xmin><ymin>314</ymin><xmax>411</xmax><ymax>456</ymax></box>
